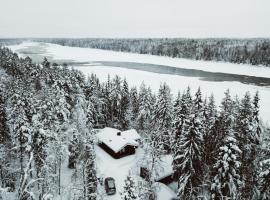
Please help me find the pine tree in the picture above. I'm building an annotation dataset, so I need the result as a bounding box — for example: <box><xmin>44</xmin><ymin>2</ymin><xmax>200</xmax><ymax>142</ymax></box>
<box><xmin>121</xmin><ymin>174</ymin><xmax>138</xmax><ymax>200</ymax></box>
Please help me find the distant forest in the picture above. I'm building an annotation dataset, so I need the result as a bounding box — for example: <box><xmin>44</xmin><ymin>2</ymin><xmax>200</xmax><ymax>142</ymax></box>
<box><xmin>33</xmin><ymin>38</ymin><xmax>270</xmax><ymax>66</ymax></box>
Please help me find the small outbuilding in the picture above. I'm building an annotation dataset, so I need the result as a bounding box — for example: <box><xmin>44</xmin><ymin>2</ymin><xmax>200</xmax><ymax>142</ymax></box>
<box><xmin>97</xmin><ymin>127</ymin><xmax>141</xmax><ymax>159</ymax></box>
<box><xmin>140</xmin><ymin>154</ymin><xmax>175</xmax><ymax>185</ymax></box>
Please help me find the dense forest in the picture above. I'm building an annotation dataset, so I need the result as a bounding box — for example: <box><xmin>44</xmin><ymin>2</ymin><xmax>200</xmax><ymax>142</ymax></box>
<box><xmin>34</xmin><ymin>38</ymin><xmax>270</xmax><ymax>66</ymax></box>
<box><xmin>0</xmin><ymin>46</ymin><xmax>270</xmax><ymax>200</ymax></box>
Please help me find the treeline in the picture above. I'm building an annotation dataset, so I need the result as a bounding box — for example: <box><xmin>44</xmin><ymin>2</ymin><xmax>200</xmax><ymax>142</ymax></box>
<box><xmin>34</xmin><ymin>38</ymin><xmax>270</xmax><ymax>66</ymax></box>
<box><xmin>0</xmin><ymin>46</ymin><xmax>270</xmax><ymax>200</ymax></box>
<box><xmin>0</xmin><ymin>39</ymin><xmax>24</xmax><ymax>46</ymax></box>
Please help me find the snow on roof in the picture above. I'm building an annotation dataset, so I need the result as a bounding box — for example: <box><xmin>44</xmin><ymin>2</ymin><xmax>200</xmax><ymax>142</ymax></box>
<box><xmin>155</xmin><ymin>182</ymin><xmax>177</xmax><ymax>200</ymax></box>
<box><xmin>97</xmin><ymin>127</ymin><xmax>141</xmax><ymax>153</ymax></box>
<box><xmin>156</xmin><ymin>154</ymin><xmax>174</xmax><ymax>181</ymax></box>
<box><xmin>140</xmin><ymin>154</ymin><xmax>174</xmax><ymax>181</ymax></box>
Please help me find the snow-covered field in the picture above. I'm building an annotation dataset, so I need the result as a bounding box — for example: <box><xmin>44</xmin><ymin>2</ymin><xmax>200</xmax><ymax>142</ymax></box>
<box><xmin>8</xmin><ymin>42</ymin><xmax>270</xmax><ymax>123</ymax></box>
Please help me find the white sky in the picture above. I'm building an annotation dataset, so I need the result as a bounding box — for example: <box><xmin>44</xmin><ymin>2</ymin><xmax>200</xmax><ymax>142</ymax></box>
<box><xmin>0</xmin><ymin>0</ymin><xmax>270</xmax><ymax>38</ymax></box>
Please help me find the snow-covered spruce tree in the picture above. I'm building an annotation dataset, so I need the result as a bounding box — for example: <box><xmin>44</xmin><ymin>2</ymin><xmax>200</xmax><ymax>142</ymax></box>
<box><xmin>0</xmin><ymin>87</ymin><xmax>8</xmax><ymax>144</ymax></box>
<box><xmin>234</xmin><ymin>92</ymin><xmax>260</xmax><ymax>199</ymax></box>
<box><xmin>211</xmin><ymin>89</ymin><xmax>242</xmax><ymax>199</ymax></box>
<box><xmin>41</xmin><ymin>57</ymin><xmax>50</xmax><ymax>69</ymax></box>
<box><xmin>258</xmin><ymin>127</ymin><xmax>270</xmax><ymax>199</ymax></box>
<box><xmin>201</xmin><ymin>94</ymin><xmax>217</xmax><ymax>163</ymax></box>
<box><xmin>31</xmin><ymin>86</ymin><xmax>58</xmax><ymax>198</ymax></box>
<box><xmin>50</xmin><ymin>82</ymin><xmax>70</xmax><ymax>196</ymax></box>
<box><xmin>7</xmin><ymin>77</ymin><xmax>40</xmax><ymax>199</ymax></box>
<box><xmin>172</xmin><ymin>88</ymin><xmax>192</xmax><ymax>181</ymax></box>
<box><xmin>129</xmin><ymin>87</ymin><xmax>139</xmax><ymax>128</ymax></box>
<box><xmin>84</xmin><ymin>136</ymin><xmax>98</xmax><ymax>200</ymax></box>
<box><xmin>151</xmin><ymin>83</ymin><xmax>173</xmax><ymax>153</ymax></box>
<box><xmin>171</xmin><ymin>91</ymin><xmax>181</xmax><ymax>144</ymax></box>
<box><xmin>85</xmin><ymin>75</ymin><xmax>104</xmax><ymax>128</ymax></box>
<box><xmin>7</xmin><ymin>80</ymin><xmax>32</xmax><ymax>175</ymax></box>
<box><xmin>0</xmin><ymin>85</ymin><xmax>10</xmax><ymax>190</ymax></box>
<box><xmin>119</xmin><ymin>78</ymin><xmax>130</xmax><ymax>130</ymax></box>
<box><xmin>211</xmin><ymin>132</ymin><xmax>242</xmax><ymax>200</ymax></box>
<box><xmin>193</xmin><ymin>87</ymin><xmax>203</xmax><ymax>114</ymax></box>
<box><xmin>101</xmin><ymin>75</ymin><xmax>113</xmax><ymax>127</ymax></box>
<box><xmin>68</xmin><ymin>131</ymin><xmax>81</xmax><ymax>169</ymax></box>
<box><xmin>137</xmin><ymin>82</ymin><xmax>155</xmax><ymax>132</ymax></box>
<box><xmin>252</xmin><ymin>92</ymin><xmax>261</xmax><ymax>144</ymax></box>
<box><xmin>70</xmin><ymin>92</ymin><xmax>98</xmax><ymax>200</ymax></box>
<box><xmin>176</xmin><ymin>115</ymin><xmax>204</xmax><ymax>199</ymax></box>
<box><xmin>139</xmin><ymin>120</ymin><xmax>166</xmax><ymax>200</ymax></box>
<box><xmin>111</xmin><ymin>75</ymin><xmax>122</xmax><ymax>128</ymax></box>
<box><xmin>69</xmin><ymin>92</ymin><xmax>89</xmax><ymax>170</ymax></box>
<box><xmin>121</xmin><ymin>174</ymin><xmax>138</xmax><ymax>200</ymax></box>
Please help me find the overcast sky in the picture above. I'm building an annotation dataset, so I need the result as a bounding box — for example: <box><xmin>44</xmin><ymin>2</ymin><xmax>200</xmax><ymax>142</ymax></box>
<box><xmin>0</xmin><ymin>0</ymin><xmax>270</xmax><ymax>38</ymax></box>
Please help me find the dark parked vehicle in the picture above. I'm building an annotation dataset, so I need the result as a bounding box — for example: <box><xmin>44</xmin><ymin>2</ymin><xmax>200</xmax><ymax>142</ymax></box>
<box><xmin>104</xmin><ymin>177</ymin><xmax>116</xmax><ymax>195</ymax></box>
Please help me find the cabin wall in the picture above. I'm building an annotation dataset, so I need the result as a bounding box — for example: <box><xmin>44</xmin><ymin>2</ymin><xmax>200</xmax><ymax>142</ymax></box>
<box><xmin>98</xmin><ymin>143</ymin><xmax>136</xmax><ymax>159</ymax></box>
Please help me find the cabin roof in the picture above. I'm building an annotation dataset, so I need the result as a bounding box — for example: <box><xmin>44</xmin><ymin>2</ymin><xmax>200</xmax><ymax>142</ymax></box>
<box><xmin>97</xmin><ymin>127</ymin><xmax>141</xmax><ymax>153</ymax></box>
<box><xmin>140</xmin><ymin>154</ymin><xmax>174</xmax><ymax>181</ymax></box>
<box><xmin>155</xmin><ymin>182</ymin><xmax>177</xmax><ymax>200</ymax></box>
<box><xmin>157</xmin><ymin>155</ymin><xmax>174</xmax><ymax>180</ymax></box>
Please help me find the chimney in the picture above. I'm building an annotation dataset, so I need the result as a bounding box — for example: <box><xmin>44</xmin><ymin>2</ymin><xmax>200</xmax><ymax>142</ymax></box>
<box><xmin>117</xmin><ymin>132</ymin><xmax>121</xmax><ymax>136</ymax></box>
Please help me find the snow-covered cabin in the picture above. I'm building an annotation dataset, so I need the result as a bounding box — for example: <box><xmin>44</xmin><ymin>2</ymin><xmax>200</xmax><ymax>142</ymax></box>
<box><xmin>97</xmin><ymin>127</ymin><xmax>141</xmax><ymax>159</ymax></box>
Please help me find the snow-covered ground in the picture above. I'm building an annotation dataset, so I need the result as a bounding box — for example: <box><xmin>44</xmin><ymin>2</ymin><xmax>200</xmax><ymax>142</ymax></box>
<box><xmin>95</xmin><ymin>144</ymin><xmax>176</xmax><ymax>200</ymax></box>
<box><xmin>95</xmin><ymin>144</ymin><xmax>140</xmax><ymax>200</ymax></box>
<box><xmin>8</xmin><ymin>42</ymin><xmax>270</xmax><ymax>123</ymax></box>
